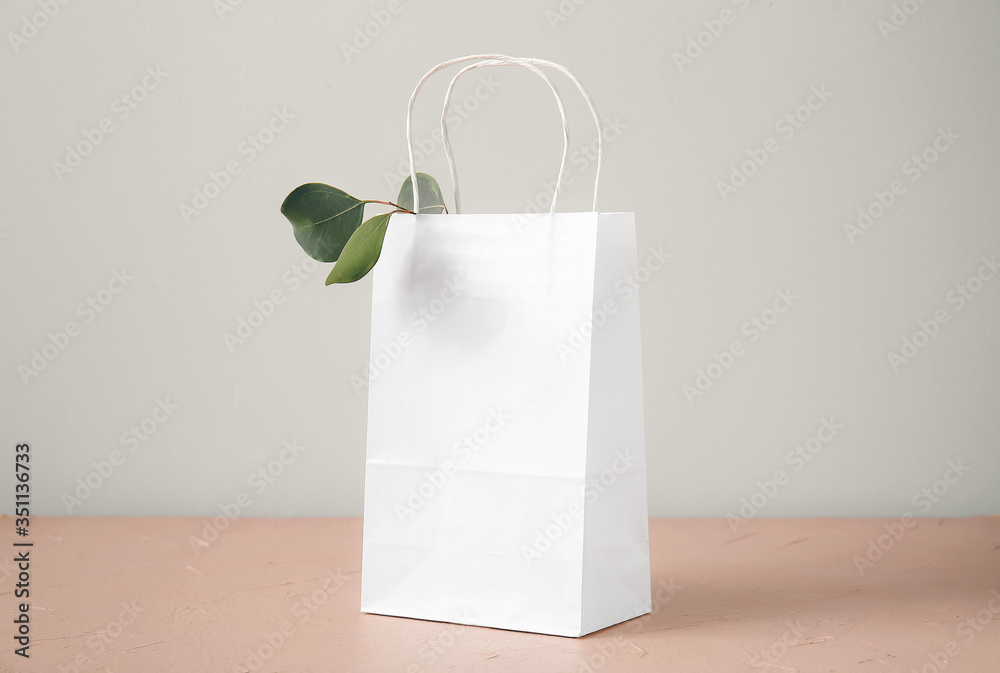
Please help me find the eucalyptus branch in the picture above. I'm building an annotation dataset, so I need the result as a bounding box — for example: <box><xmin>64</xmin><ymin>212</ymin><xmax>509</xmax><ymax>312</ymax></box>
<box><xmin>280</xmin><ymin>172</ymin><xmax>448</xmax><ymax>284</ymax></box>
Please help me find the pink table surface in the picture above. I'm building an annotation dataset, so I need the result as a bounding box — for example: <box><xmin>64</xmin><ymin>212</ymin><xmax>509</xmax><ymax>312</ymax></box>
<box><xmin>2</xmin><ymin>516</ymin><xmax>998</xmax><ymax>672</ymax></box>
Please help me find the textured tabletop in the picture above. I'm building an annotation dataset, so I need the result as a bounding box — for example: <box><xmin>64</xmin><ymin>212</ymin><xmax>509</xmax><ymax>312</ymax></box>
<box><xmin>2</xmin><ymin>516</ymin><xmax>998</xmax><ymax>672</ymax></box>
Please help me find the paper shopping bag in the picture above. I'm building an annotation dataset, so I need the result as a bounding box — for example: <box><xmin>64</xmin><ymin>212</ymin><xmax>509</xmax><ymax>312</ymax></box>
<box><xmin>360</xmin><ymin>55</ymin><xmax>651</xmax><ymax>638</ymax></box>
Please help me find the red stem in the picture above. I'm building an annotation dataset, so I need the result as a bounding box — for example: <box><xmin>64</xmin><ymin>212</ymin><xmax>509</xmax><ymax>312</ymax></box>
<box><xmin>365</xmin><ymin>199</ymin><xmax>411</xmax><ymax>213</ymax></box>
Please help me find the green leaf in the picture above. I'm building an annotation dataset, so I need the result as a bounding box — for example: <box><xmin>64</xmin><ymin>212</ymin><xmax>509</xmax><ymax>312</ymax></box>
<box><xmin>397</xmin><ymin>173</ymin><xmax>447</xmax><ymax>214</ymax></box>
<box><xmin>281</xmin><ymin>183</ymin><xmax>366</xmax><ymax>262</ymax></box>
<box><xmin>325</xmin><ymin>211</ymin><xmax>395</xmax><ymax>284</ymax></box>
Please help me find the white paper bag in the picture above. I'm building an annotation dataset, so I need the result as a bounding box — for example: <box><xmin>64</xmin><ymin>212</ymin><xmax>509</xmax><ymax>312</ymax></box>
<box><xmin>360</xmin><ymin>55</ymin><xmax>650</xmax><ymax>637</ymax></box>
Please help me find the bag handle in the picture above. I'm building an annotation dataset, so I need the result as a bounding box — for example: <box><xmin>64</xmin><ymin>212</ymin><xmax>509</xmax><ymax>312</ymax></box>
<box><xmin>406</xmin><ymin>54</ymin><xmax>605</xmax><ymax>214</ymax></box>
<box><xmin>440</xmin><ymin>59</ymin><xmax>569</xmax><ymax>215</ymax></box>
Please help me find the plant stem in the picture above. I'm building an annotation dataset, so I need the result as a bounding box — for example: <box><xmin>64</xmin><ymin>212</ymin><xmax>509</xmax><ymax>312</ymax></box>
<box><xmin>364</xmin><ymin>199</ymin><xmax>449</xmax><ymax>214</ymax></box>
<box><xmin>364</xmin><ymin>199</ymin><xmax>411</xmax><ymax>213</ymax></box>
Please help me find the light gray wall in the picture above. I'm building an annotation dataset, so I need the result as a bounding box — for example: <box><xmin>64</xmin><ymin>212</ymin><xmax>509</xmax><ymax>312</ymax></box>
<box><xmin>2</xmin><ymin>0</ymin><xmax>997</xmax><ymax>518</ymax></box>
